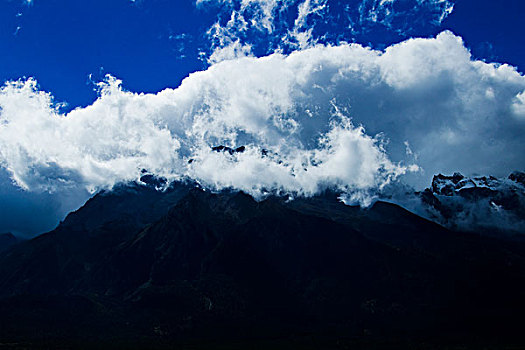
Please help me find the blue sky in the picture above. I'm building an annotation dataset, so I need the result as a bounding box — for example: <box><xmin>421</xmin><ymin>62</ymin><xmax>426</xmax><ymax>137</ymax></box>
<box><xmin>1</xmin><ymin>0</ymin><xmax>522</xmax><ymax>110</ymax></box>
<box><xmin>443</xmin><ymin>0</ymin><xmax>524</xmax><ymax>68</ymax></box>
<box><xmin>0</xmin><ymin>0</ymin><xmax>212</xmax><ymax>109</ymax></box>
<box><xmin>0</xmin><ymin>0</ymin><xmax>524</xmax><ymax>236</ymax></box>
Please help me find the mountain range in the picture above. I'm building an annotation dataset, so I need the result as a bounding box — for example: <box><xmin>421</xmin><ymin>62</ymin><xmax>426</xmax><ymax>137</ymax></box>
<box><xmin>0</xmin><ymin>173</ymin><xmax>524</xmax><ymax>349</ymax></box>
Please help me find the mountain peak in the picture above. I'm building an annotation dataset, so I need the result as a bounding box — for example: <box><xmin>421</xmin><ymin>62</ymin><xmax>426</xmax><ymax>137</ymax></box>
<box><xmin>422</xmin><ymin>172</ymin><xmax>525</xmax><ymax>234</ymax></box>
<box><xmin>509</xmin><ymin>171</ymin><xmax>525</xmax><ymax>185</ymax></box>
<box><xmin>0</xmin><ymin>232</ymin><xmax>18</xmax><ymax>253</ymax></box>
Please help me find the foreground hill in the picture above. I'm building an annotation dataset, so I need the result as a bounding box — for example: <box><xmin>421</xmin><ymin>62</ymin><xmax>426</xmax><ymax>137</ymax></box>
<box><xmin>0</xmin><ymin>179</ymin><xmax>524</xmax><ymax>349</ymax></box>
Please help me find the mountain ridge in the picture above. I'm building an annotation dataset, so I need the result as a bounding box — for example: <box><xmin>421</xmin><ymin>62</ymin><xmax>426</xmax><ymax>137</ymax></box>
<box><xmin>0</xmin><ymin>177</ymin><xmax>524</xmax><ymax>348</ymax></box>
<box><xmin>0</xmin><ymin>232</ymin><xmax>18</xmax><ymax>253</ymax></box>
<box><xmin>419</xmin><ymin>171</ymin><xmax>525</xmax><ymax>235</ymax></box>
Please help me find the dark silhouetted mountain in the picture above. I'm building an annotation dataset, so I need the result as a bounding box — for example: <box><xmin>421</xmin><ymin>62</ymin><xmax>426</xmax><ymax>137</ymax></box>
<box><xmin>0</xmin><ymin>232</ymin><xmax>18</xmax><ymax>253</ymax></box>
<box><xmin>211</xmin><ymin>145</ymin><xmax>246</xmax><ymax>155</ymax></box>
<box><xmin>189</xmin><ymin>145</ymin><xmax>246</xmax><ymax>164</ymax></box>
<box><xmin>0</xmin><ymin>180</ymin><xmax>524</xmax><ymax>349</ymax></box>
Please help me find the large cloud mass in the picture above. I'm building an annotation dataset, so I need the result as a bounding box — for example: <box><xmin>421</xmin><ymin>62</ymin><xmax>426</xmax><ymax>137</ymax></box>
<box><xmin>0</xmin><ymin>32</ymin><xmax>524</xmax><ymax>208</ymax></box>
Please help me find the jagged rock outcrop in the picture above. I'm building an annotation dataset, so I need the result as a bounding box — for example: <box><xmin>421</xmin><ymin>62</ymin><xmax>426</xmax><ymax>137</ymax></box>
<box><xmin>420</xmin><ymin>172</ymin><xmax>525</xmax><ymax>234</ymax></box>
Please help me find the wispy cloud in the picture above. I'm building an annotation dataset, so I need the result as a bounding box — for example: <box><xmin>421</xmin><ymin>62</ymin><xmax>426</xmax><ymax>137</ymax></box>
<box><xmin>197</xmin><ymin>0</ymin><xmax>456</xmax><ymax>62</ymax></box>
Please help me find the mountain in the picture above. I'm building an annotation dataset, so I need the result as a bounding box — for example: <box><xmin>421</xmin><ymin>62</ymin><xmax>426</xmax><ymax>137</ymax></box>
<box><xmin>0</xmin><ymin>179</ymin><xmax>524</xmax><ymax>349</ymax></box>
<box><xmin>0</xmin><ymin>232</ymin><xmax>18</xmax><ymax>253</ymax></box>
<box><xmin>420</xmin><ymin>172</ymin><xmax>525</xmax><ymax>235</ymax></box>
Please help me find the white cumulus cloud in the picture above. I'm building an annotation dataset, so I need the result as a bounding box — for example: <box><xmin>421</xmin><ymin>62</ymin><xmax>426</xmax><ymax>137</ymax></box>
<box><xmin>0</xmin><ymin>31</ymin><xmax>523</xmax><ymax>206</ymax></box>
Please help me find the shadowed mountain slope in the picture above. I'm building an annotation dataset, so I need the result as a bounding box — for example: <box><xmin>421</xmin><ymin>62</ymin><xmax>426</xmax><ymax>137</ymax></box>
<box><xmin>0</xmin><ymin>182</ymin><xmax>524</xmax><ymax>349</ymax></box>
<box><xmin>0</xmin><ymin>232</ymin><xmax>18</xmax><ymax>253</ymax></box>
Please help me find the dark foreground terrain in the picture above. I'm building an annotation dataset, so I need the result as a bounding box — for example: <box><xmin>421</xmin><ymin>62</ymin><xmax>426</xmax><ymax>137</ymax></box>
<box><xmin>0</xmin><ymin>178</ymin><xmax>524</xmax><ymax>349</ymax></box>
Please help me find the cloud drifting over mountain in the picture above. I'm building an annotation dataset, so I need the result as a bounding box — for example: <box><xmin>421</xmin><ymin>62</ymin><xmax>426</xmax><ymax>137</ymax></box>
<box><xmin>0</xmin><ymin>32</ymin><xmax>523</xmax><ymax>206</ymax></box>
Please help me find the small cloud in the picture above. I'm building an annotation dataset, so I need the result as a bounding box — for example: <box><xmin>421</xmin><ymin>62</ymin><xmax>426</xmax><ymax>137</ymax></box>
<box><xmin>208</xmin><ymin>39</ymin><xmax>252</xmax><ymax>63</ymax></box>
<box><xmin>168</xmin><ymin>33</ymin><xmax>192</xmax><ymax>60</ymax></box>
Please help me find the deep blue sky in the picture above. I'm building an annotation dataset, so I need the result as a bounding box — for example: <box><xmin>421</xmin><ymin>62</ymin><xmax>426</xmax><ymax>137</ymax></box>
<box><xmin>0</xmin><ymin>0</ymin><xmax>523</xmax><ymax>111</ymax></box>
<box><xmin>442</xmin><ymin>0</ymin><xmax>524</xmax><ymax>69</ymax></box>
<box><xmin>0</xmin><ymin>0</ymin><xmax>215</xmax><ymax>109</ymax></box>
